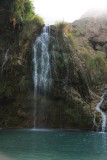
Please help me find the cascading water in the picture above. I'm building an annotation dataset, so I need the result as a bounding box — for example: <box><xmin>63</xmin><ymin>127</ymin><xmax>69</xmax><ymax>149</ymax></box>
<box><xmin>96</xmin><ymin>93</ymin><xmax>107</xmax><ymax>132</ymax></box>
<box><xmin>33</xmin><ymin>26</ymin><xmax>52</xmax><ymax>94</ymax></box>
<box><xmin>33</xmin><ymin>26</ymin><xmax>52</xmax><ymax>128</ymax></box>
<box><xmin>1</xmin><ymin>49</ymin><xmax>9</xmax><ymax>72</ymax></box>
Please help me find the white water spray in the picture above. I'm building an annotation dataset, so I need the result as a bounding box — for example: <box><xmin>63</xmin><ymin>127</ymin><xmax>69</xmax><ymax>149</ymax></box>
<box><xmin>96</xmin><ymin>93</ymin><xmax>107</xmax><ymax>132</ymax></box>
<box><xmin>33</xmin><ymin>26</ymin><xmax>52</xmax><ymax>127</ymax></box>
<box><xmin>33</xmin><ymin>26</ymin><xmax>51</xmax><ymax>93</ymax></box>
<box><xmin>1</xmin><ymin>49</ymin><xmax>9</xmax><ymax>72</ymax></box>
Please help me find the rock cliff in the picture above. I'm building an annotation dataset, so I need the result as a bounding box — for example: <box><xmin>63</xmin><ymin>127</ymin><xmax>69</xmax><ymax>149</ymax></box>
<box><xmin>0</xmin><ymin>3</ymin><xmax>106</xmax><ymax>130</ymax></box>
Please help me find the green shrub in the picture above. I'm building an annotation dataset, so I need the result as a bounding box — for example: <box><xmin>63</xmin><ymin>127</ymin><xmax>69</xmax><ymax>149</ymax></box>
<box><xmin>55</xmin><ymin>20</ymin><xmax>68</xmax><ymax>27</ymax></box>
<box><xmin>66</xmin><ymin>32</ymin><xmax>77</xmax><ymax>48</ymax></box>
<box><xmin>86</xmin><ymin>53</ymin><xmax>107</xmax><ymax>84</ymax></box>
<box><xmin>74</xmin><ymin>27</ymin><xmax>85</xmax><ymax>37</ymax></box>
<box><xmin>33</xmin><ymin>14</ymin><xmax>44</xmax><ymax>25</ymax></box>
<box><xmin>55</xmin><ymin>21</ymin><xmax>77</xmax><ymax>48</ymax></box>
<box><xmin>9</xmin><ymin>0</ymin><xmax>44</xmax><ymax>27</ymax></box>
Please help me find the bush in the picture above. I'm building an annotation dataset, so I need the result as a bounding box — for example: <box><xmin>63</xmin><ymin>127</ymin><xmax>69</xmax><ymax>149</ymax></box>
<box><xmin>86</xmin><ymin>53</ymin><xmax>107</xmax><ymax>84</ymax></box>
<box><xmin>9</xmin><ymin>0</ymin><xmax>44</xmax><ymax>28</ymax></box>
<box><xmin>55</xmin><ymin>21</ymin><xmax>77</xmax><ymax>48</ymax></box>
<box><xmin>74</xmin><ymin>27</ymin><xmax>85</xmax><ymax>37</ymax></box>
<box><xmin>66</xmin><ymin>32</ymin><xmax>77</xmax><ymax>48</ymax></box>
<box><xmin>33</xmin><ymin>14</ymin><xmax>44</xmax><ymax>25</ymax></box>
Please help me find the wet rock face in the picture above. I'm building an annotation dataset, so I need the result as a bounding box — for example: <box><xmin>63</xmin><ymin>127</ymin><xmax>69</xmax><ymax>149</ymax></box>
<box><xmin>0</xmin><ymin>0</ymin><xmax>43</xmax><ymax>128</ymax></box>
<box><xmin>49</xmin><ymin>25</ymin><xmax>91</xmax><ymax>100</ymax></box>
<box><xmin>0</xmin><ymin>0</ymin><xmax>11</xmax><ymax>28</ymax></box>
<box><xmin>50</xmin><ymin>25</ymin><xmax>57</xmax><ymax>37</ymax></box>
<box><xmin>35</xmin><ymin>24</ymin><xmax>93</xmax><ymax>130</ymax></box>
<box><xmin>0</xmin><ymin>6</ymin><xmax>93</xmax><ymax>130</ymax></box>
<box><xmin>0</xmin><ymin>0</ymin><xmax>9</xmax><ymax>7</ymax></box>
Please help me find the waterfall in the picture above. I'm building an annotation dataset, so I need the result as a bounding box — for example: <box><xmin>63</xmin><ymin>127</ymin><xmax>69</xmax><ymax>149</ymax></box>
<box><xmin>1</xmin><ymin>49</ymin><xmax>9</xmax><ymax>72</ymax></box>
<box><xmin>96</xmin><ymin>93</ymin><xmax>107</xmax><ymax>132</ymax></box>
<box><xmin>33</xmin><ymin>26</ymin><xmax>52</xmax><ymax>128</ymax></box>
<box><xmin>33</xmin><ymin>26</ymin><xmax>51</xmax><ymax>94</ymax></box>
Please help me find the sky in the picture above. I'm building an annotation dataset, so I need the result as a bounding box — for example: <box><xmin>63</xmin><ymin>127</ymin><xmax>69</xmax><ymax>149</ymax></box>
<box><xmin>32</xmin><ymin>0</ymin><xmax>107</xmax><ymax>24</ymax></box>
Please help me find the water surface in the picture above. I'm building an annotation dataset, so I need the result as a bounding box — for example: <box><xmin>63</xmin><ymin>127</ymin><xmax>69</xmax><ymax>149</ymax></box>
<box><xmin>0</xmin><ymin>129</ymin><xmax>107</xmax><ymax>160</ymax></box>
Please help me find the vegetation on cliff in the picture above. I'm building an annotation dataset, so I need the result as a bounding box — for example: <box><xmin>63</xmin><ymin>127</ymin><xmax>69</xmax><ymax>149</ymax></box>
<box><xmin>35</xmin><ymin>23</ymin><xmax>93</xmax><ymax>130</ymax></box>
<box><xmin>0</xmin><ymin>0</ymin><xmax>44</xmax><ymax>127</ymax></box>
<box><xmin>0</xmin><ymin>1</ymin><xmax>107</xmax><ymax>130</ymax></box>
<box><xmin>72</xmin><ymin>17</ymin><xmax>107</xmax><ymax>87</ymax></box>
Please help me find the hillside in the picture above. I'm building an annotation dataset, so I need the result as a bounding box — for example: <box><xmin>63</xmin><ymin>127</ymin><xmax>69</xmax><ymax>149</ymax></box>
<box><xmin>0</xmin><ymin>3</ymin><xmax>107</xmax><ymax>131</ymax></box>
<box><xmin>72</xmin><ymin>14</ymin><xmax>107</xmax><ymax>87</ymax></box>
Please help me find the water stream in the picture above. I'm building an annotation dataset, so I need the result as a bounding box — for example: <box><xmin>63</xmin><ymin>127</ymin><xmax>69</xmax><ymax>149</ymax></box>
<box><xmin>96</xmin><ymin>93</ymin><xmax>107</xmax><ymax>132</ymax></box>
<box><xmin>33</xmin><ymin>26</ymin><xmax>52</xmax><ymax>127</ymax></box>
<box><xmin>1</xmin><ymin>49</ymin><xmax>9</xmax><ymax>72</ymax></box>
